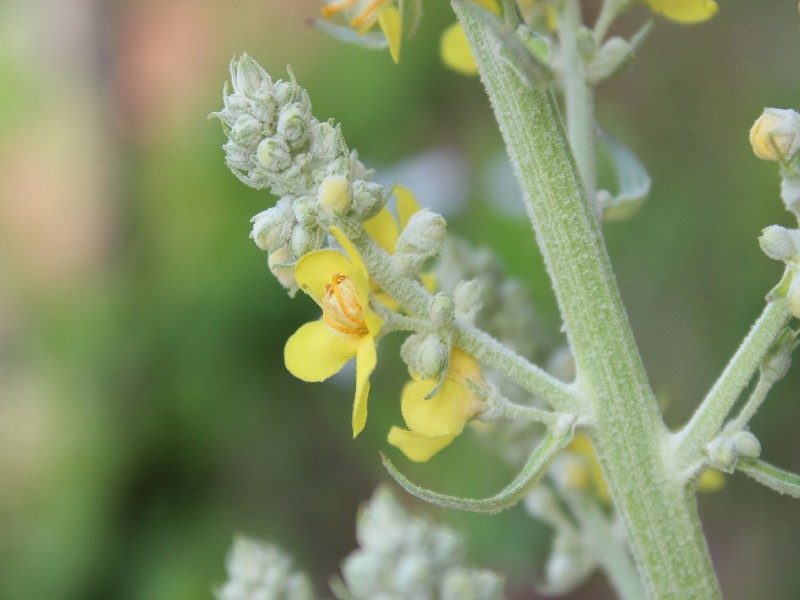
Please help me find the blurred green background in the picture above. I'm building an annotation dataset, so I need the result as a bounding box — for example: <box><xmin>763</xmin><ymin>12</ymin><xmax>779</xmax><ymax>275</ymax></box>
<box><xmin>0</xmin><ymin>1</ymin><xmax>797</xmax><ymax>598</ymax></box>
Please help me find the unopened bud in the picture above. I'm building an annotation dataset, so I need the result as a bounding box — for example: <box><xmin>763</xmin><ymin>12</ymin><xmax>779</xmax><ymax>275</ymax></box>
<box><xmin>277</xmin><ymin>104</ymin><xmax>309</xmax><ymax>150</ymax></box>
<box><xmin>318</xmin><ymin>175</ymin><xmax>352</xmax><ymax>217</ymax></box>
<box><xmin>256</xmin><ymin>137</ymin><xmax>291</xmax><ymax>172</ymax></box>
<box><xmin>750</xmin><ymin>108</ymin><xmax>800</xmax><ymax>162</ymax></box>
<box><xmin>351</xmin><ymin>180</ymin><xmax>385</xmax><ymax>219</ymax></box>
<box><xmin>759</xmin><ymin>225</ymin><xmax>800</xmax><ymax>263</ymax></box>
<box><xmin>416</xmin><ymin>335</ymin><xmax>449</xmax><ymax>380</ymax></box>
<box><xmin>290</xmin><ymin>224</ymin><xmax>322</xmax><ymax>258</ymax></box>
<box><xmin>233</xmin><ymin>54</ymin><xmax>271</xmax><ymax>98</ymax></box>
<box><xmin>441</xmin><ymin>569</ymin><xmax>505</xmax><ymax>600</ymax></box>
<box><xmin>707</xmin><ymin>436</ymin><xmax>737</xmax><ymax>471</ymax></box>
<box><xmin>396</xmin><ymin>210</ymin><xmax>447</xmax><ymax>258</ymax></box>
<box><xmin>430</xmin><ymin>293</ymin><xmax>455</xmax><ymax>325</ymax></box>
<box><xmin>732</xmin><ymin>431</ymin><xmax>761</xmax><ymax>459</ymax></box>
<box><xmin>231</xmin><ymin>114</ymin><xmax>263</xmax><ymax>147</ymax></box>
<box><xmin>761</xmin><ymin>328</ymin><xmax>796</xmax><ymax>382</ymax></box>
<box><xmin>250</xmin><ymin>201</ymin><xmax>295</xmax><ymax>253</ymax></box>
<box><xmin>454</xmin><ymin>279</ymin><xmax>483</xmax><ymax>322</ymax></box>
<box><xmin>268</xmin><ymin>246</ymin><xmax>296</xmax><ymax>290</ymax></box>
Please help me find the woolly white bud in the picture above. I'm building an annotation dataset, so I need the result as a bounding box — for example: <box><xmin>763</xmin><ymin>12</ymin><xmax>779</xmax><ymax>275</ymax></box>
<box><xmin>454</xmin><ymin>279</ymin><xmax>483</xmax><ymax>323</ymax></box>
<box><xmin>277</xmin><ymin>104</ymin><xmax>310</xmax><ymax>150</ymax></box>
<box><xmin>750</xmin><ymin>108</ymin><xmax>800</xmax><ymax>162</ymax></box>
<box><xmin>268</xmin><ymin>246</ymin><xmax>296</xmax><ymax>291</ymax></box>
<box><xmin>396</xmin><ymin>209</ymin><xmax>447</xmax><ymax>259</ymax></box>
<box><xmin>416</xmin><ymin>334</ymin><xmax>449</xmax><ymax>380</ymax></box>
<box><xmin>732</xmin><ymin>431</ymin><xmax>761</xmax><ymax>459</ymax></box>
<box><xmin>707</xmin><ymin>436</ymin><xmax>737</xmax><ymax>472</ymax></box>
<box><xmin>256</xmin><ymin>137</ymin><xmax>291</xmax><ymax>172</ymax></box>
<box><xmin>430</xmin><ymin>293</ymin><xmax>455</xmax><ymax>325</ymax></box>
<box><xmin>759</xmin><ymin>225</ymin><xmax>800</xmax><ymax>263</ymax></box>
<box><xmin>250</xmin><ymin>200</ymin><xmax>295</xmax><ymax>252</ymax></box>
<box><xmin>290</xmin><ymin>224</ymin><xmax>322</xmax><ymax>258</ymax></box>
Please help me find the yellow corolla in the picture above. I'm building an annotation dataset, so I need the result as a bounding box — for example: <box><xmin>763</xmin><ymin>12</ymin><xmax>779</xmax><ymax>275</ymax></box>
<box><xmin>284</xmin><ymin>227</ymin><xmax>382</xmax><ymax>438</ymax></box>
<box><xmin>321</xmin><ymin>0</ymin><xmax>402</xmax><ymax>63</ymax></box>
<box><xmin>388</xmin><ymin>349</ymin><xmax>486</xmax><ymax>462</ymax></box>
<box><xmin>644</xmin><ymin>0</ymin><xmax>718</xmax><ymax>24</ymax></box>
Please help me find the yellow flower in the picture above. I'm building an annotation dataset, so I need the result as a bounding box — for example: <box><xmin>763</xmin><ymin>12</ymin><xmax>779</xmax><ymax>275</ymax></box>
<box><xmin>644</xmin><ymin>0</ymin><xmax>718</xmax><ymax>24</ymax></box>
<box><xmin>388</xmin><ymin>349</ymin><xmax>486</xmax><ymax>462</ymax></box>
<box><xmin>321</xmin><ymin>0</ymin><xmax>402</xmax><ymax>63</ymax></box>
<box><xmin>284</xmin><ymin>227</ymin><xmax>383</xmax><ymax>438</ymax></box>
<box><xmin>439</xmin><ymin>0</ymin><xmax>500</xmax><ymax>77</ymax></box>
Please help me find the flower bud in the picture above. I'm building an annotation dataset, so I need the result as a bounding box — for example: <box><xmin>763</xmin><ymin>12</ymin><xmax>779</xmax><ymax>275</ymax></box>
<box><xmin>351</xmin><ymin>180</ymin><xmax>386</xmax><ymax>220</ymax></box>
<box><xmin>230</xmin><ymin>114</ymin><xmax>263</xmax><ymax>147</ymax></box>
<box><xmin>268</xmin><ymin>246</ymin><xmax>297</xmax><ymax>291</ymax></box>
<box><xmin>454</xmin><ymin>279</ymin><xmax>483</xmax><ymax>322</ymax></box>
<box><xmin>749</xmin><ymin>108</ymin><xmax>800</xmax><ymax>162</ymax></box>
<box><xmin>250</xmin><ymin>200</ymin><xmax>295</xmax><ymax>253</ymax></box>
<box><xmin>256</xmin><ymin>137</ymin><xmax>291</xmax><ymax>172</ymax></box>
<box><xmin>318</xmin><ymin>175</ymin><xmax>352</xmax><ymax>217</ymax></box>
<box><xmin>707</xmin><ymin>436</ymin><xmax>737</xmax><ymax>471</ymax></box>
<box><xmin>277</xmin><ymin>104</ymin><xmax>310</xmax><ymax>150</ymax></box>
<box><xmin>401</xmin><ymin>334</ymin><xmax>424</xmax><ymax>373</ymax></box>
<box><xmin>759</xmin><ymin>225</ymin><xmax>800</xmax><ymax>263</ymax></box>
<box><xmin>416</xmin><ymin>334</ymin><xmax>449</xmax><ymax>380</ymax></box>
<box><xmin>761</xmin><ymin>328</ymin><xmax>796</xmax><ymax>382</ymax></box>
<box><xmin>290</xmin><ymin>224</ymin><xmax>321</xmax><ymax>258</ymax></box>
<box><xmin>441</xmin><ymin>568</ymin><xmax>505</xmax><ymax>600</ymax></box>
<box><xmin>732</xmin><ymin>431</ymin><xmax>761</xmax><ymax>459</ymax></box>
<box><xmin>232</xmin><ymin>55</ymin><xmax>271</xmax><ymax>97</ymax></box>
<box><xmin>430</xmin><ymin>293</ymin><xmax>455</xmax><ymax>325</ymax></box>
<box><xmin>292</xmin><ymin>195</ymin><xmax>317</xmax><ymax>225</ymax></box>
<box><xmin>396</xmin><ymin>210</ymin><xmax>447</xmax><ymax>258</ymax></box>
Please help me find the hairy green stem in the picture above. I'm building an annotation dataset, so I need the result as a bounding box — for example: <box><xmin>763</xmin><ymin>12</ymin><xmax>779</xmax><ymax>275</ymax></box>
<box><xmin>454</xmin><ymin>1</ymin><xmax>720</xmax><ymax>597</ymax></box>
<box><xmin>727</xmin><ymin>375</ymin><xmax>773</xmax><ymax>433</ymax></box>
<box><xmin>567</xmin><ymin>494</ymin><xmax>646</xmax><ymax>600</ymax></box>
<box><xmin>354</xmin><ymin>234</ymin><xmax>580</xmax><ymax>412</ymax></box>
<box><xmin>672</xmin><ymin>294</ymin><xmax>791</xmax><ymax>469</ymax></box>
<box><xmin>558</xmin><ymin>0</ymin><xmax>597</xmax><ymax>204</ymax></box>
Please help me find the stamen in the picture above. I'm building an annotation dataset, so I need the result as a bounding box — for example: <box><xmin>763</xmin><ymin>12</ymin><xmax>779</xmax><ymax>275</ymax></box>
<box><xmin>350</xmin><ymin>0</ymin><xmax>388</xmax><ymax>28</ymax></box>
<box><xmin>324</xmin><ymin>313</ymin><xmax>368</xmax><ymax>335</ymax></box>
<box><xmin>331</xmin><ymin>274</ymin><xmax>361</xmax><ymax>324</ymax></box>
<box><xmin>321</xmin><ymin>0</ymin><xmax>357</xmax><ymax>17</ymax></box>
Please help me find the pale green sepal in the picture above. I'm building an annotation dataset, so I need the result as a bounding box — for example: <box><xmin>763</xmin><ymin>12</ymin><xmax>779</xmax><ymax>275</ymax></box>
<box><xmin>465</xmin><ymin>2</ymin><xmax>552</xmax><ymax>90</ymax></box>
<box><xmin>312</xmin><ymin>18</ymin><xmax>389</xmax><ymax>50</ymax></box>
<box><xmin>738</xmin><ymin>458</ymin><xmax>800</xmax><ymax>498</ymax></box>
<box><xmin>381</xmin><ymin>419</ymin><xmax>575</xmax><ymax>514</ymax></box>
<box><xmin>598</xmin><ymin>132</ymin><xmax>651</xmax><ymax>222</ymax></box>
<box><xmin>586</xmin><ymin>20</ymin><xmax>653</xmax><ymax>85</ymax></box>
<box><xmin>399</xmin><ymin>0</ymin><xmax>423</xmax><ymax>41</ymax></box>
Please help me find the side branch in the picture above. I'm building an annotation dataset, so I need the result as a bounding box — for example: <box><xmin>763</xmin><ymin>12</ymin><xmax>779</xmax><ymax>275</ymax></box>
<box><xmin>672</xmin><ymin>286</ymin><xmax>791</xmax><ymax>469</ymax></box>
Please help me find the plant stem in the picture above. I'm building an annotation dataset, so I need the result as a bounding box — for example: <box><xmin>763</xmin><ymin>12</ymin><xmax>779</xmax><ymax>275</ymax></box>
<box><xmin>354</xmin><ymin>234</ymin><xmax>580</xmax><ymax>412</ymax></box>
<box><xmin>453</xmin><ymin>1</ymin><xmax>721</xmax><ymax>597</ymax></box>
<box><xmin>558</xmin><ymin>0</ymin><xmax>597</xmax><ymax>206</ymax></box>
<box><xmin>567</xmin><ymin>494</ymin><xmax>646</xmax><ymax>600</ymax></box>
<box><xmin>672</xmin><ymin>294</ymin><xmax>791</xmax><ymax>469</ymax></box>
<box><xmin>727</xmin><ymin>375</ymin><xmax>772</xmax><ymax>433</ymax></box>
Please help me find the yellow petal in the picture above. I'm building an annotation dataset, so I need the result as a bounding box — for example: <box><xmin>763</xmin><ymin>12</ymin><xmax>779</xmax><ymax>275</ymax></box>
<box><xmin>401</xmin><ymin>377</ymin><xmax>483</xmax><ymax>437</ymax></box>
<box><xmin>420</xmin><ymin>271</ymin><xmax>437</xmax><ymax>293</ymax></box>
<box><xmin>378</xmin><ymin>5</ymin><xmax>402</xmax><ymax>64</ymax></box>
<box><xmin>473</xmin><ymin>0</ymin><xmax>501</xmax><ymax>15</ymax></box>
<box><xmin>698</xmin><ymin>468</ymin><xmax>726</xmax><ymax>492</ymax></box>
<box><xmin>330</xmin><ymin>227</ymin><xmax>371</xmax><ymax>301</ymax></box>
<box><xmin>284</xmin><ymin>320</ymin><xmax>360</xmax><ymax>382</ymax></box>
<box><xmin>645</xmin><ymin>0</ymin><xmax>718</xmax><ymax>24</ymax></box>
<box><xmin>448</xmin><ymin>349</ymin><xmax>483</xmax><ymax>384</ymax></box>
<box><xmin>395</xmin><ymin>185</ymin><xmax>421</xmax><ymax>230</ymax></box>
<box><xmin>295</xmin><ymin>249</ymin><xmax>355</xmax><ymax>302</ymax></box>
<box><xmin>440</xmin><ymin>22</ymin><xmax>478</xmax><ymax>76</ymax></box>
<box><xmin>363</xmin><ymin>208</ymin><xmax>399</xmax><ymax>254</ymax></box>
<box><xmin>387</xmin><ymin>426</ymin><xmax>455</xmax><ymax>462</ymax></box>
<box><xmin>352</xmin><ymin>336</ymin><xmax>377</xmax><ymax>437</ymax></box>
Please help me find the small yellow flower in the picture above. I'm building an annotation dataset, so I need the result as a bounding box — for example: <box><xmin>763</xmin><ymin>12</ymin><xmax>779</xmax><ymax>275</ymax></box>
<box><xmin>644</xmin><ymin>0</ymin><xmax>718</xmax><ymax>24</ymax></box>
<box><xmin>284</xmin><ymin>227</ymin><xmax>383</xmax><ymax>438</ymax></box>
<box><xmin>388</xmin><ymin>349</ymin><xmax>486</xmax><ymax>462</ymax></box>
<box><xmin>321</xmin><ymin>0</ymin><xmax>402</xmax><ymax>63</ymax></box>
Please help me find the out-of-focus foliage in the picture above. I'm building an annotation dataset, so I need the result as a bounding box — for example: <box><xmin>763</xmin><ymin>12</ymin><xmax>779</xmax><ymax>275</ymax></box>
<box><xmin>0</xmin><ymin>1</ymin><xmax>797</xmax><ymax>599</ymax></box>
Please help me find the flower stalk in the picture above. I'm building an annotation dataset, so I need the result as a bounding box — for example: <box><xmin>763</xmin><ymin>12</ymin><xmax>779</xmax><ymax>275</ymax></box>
<box><xmin>453</xmin><ymin>1</ymin><xmax>720</xmax><ymax>597</ymax></box>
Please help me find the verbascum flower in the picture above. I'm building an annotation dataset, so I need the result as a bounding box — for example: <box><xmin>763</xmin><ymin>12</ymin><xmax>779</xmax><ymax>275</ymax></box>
<box><xmin>388</xmin><ymin>349</ymin><xmax>486</xmax><ymax>462</ymax></box>
<box><xmin>321</xmin><ymin>0</ymin><xmax>403</xmax><ymax>63</ymax></box>
<box><xmin>284</xmin><ymin>227</ymin><xmax>382</xmax><ymax>437</ymax></box>
<box><xmin>645</xmin><ymin>0</ymin><xmax>718</xmax><ymax>24</ymax></box>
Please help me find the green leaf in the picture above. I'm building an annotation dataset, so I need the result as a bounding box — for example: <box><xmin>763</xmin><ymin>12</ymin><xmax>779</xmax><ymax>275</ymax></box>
<box><xmin>586</xmin><ymin>20</ymin><xmax>653</xmax><ymax>85</ymax></box>
<box><xmin>737</xmin><ymin>458</ymin><xmax>800</xmax><ymax>498</ymax></box>
<box><xmin>466</xmin><ymin>3</ymin><xmax>552</xmax><ymax>90</ymax></box>
<box><xmin>598</xmin><ymin>131</ymin><xmax>651</xmax><ymax>221</ymax></box>
<box><xmin>399</xmin><ymin>0</ymin><xmax>423</xmax><ymax>41</ymax></box>
<box><xmin>381</xmin><ymin>420</ymin><xmax>575</xmax><ymax>513</ymax></box>
<box><xmin>311</xmin><ymin>18</ymin><xmax>389</xmax><ymax>50</ymax></box>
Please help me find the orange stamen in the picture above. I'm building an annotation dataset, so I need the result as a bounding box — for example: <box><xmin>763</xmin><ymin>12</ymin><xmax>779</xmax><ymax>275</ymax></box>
<box><xmin>321</xmin><ymin>0</ymin><xmax>356</xmax><ymax>17</ymax></box>
<box><xmin>330</xmin><ymin>274</ymin><xmax>363</xmax><ymax>326</ymax></box>
<box><xmin>323</xmin><ymin>313</ymin><xmax>368</xmax><ymax>335</ymax></box>
<box><xmin>350</xmin><ymin>0</ymin><xmax>387</xmax><ymax>28</ymax></box>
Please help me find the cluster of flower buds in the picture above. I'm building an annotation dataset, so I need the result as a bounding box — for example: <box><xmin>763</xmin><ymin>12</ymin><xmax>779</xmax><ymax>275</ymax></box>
<box><xmin>213</xmin><ymin>55</ymin><xmax>388</xmax><ymax>290</ymax></box>
<box><xmin>339</xmin><ymin>486</ymin><xmax>506</xmax><ymax>600</ymax></box>
<box><xmin>216</xmin><ymin>537</ymin><xmax>316</xmax><ymax>600</ymax></box>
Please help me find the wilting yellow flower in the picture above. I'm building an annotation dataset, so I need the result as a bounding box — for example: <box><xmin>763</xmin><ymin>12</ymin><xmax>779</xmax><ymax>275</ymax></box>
<box><xmin>388</xmin><ymin>349</ymin><xmax>486</xmax><ymax>462</ymax></box>
<box><xmin>321</xmin><ymin>0</ymin><xmax>402</xmax><ymax>63</ymax></box>
<box><xmin>284</xmin><ymin>227</ymin><xmax>382</xmax><ymax>437</ymax></box>
<box><xmin>644</xmin><ymin>0</ymin><xmax>718</xmax><ymax>24</ymax></box>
